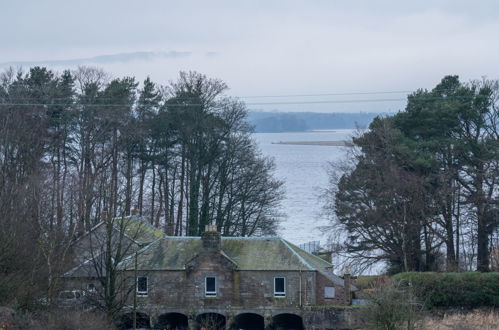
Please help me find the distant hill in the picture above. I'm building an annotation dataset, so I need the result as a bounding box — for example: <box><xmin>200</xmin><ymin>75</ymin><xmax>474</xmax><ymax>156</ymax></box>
<box><xmin>246</xmin><ymin>111</ymin><xmax>391</xmax><ymax>132</ymax></box>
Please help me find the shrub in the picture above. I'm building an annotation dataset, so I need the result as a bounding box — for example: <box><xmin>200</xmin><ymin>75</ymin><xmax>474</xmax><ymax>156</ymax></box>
<box><xmin>354</xmin><ymin>275</ymin><xmax>389</xmax><ymax>290</ymax></box>
<box><xmin>361</xmin><ymin>279</ymin><xmax>424</xmax><ymax>330</ymax></box>
<box><xmin>393</xmin><ymin>272</ymin><xmax>499</xmax><ymax>309</ymax></box>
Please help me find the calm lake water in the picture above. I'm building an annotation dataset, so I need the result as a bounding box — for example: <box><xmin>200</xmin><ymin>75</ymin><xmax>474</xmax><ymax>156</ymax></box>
<box><xmin>252</xmin><ymin>130</ymin><xmax>354</xmax><ymax>245</ymax></box>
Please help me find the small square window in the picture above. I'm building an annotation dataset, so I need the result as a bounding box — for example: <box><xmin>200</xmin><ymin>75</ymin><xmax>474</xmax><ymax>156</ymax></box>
<box><xmin>137</xmin><ymin>277</ymin><xmax>148</xmax><ymax>296</ymax></box>
<box><xmin>205</xmin><ymin>277</ymin><xmax>216</xmax><ymax>296</ymax></box>
<box><xmin>274</xmin><ymin>277</ymin><xmax>286</xmax><ymax>297</ymax></box>
<box><xmin>324</xmin><ymin>286</ymin><xmax>335</xmax><ymax>298</ymax></box>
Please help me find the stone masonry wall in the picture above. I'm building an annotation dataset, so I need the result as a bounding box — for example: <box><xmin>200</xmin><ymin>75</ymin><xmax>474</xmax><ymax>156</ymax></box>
<box><xmin>315</xmin><ymin>272</ymin><xmax>350</xmax><ymax>306</ymax></box>
<box><xmin>129</xmin><ymin>251</ymin><xmax>321</xmax><ymax>309</ymax></box>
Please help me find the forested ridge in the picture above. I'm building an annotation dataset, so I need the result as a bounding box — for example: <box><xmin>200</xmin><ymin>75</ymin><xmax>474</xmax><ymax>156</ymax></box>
<box><xmin>0</xmin><ymin>67</ymin><xmax>283</xmax><ymax>306</ymax></box>
<box><xmin>326</xmin><ymin>75</ymin><xmax>499</xmax><ymax>273</ymax></box>
<box><xmin>247</xmin><ymin>111</ymin><xmax>383</xmax><ymax>132</ymax></box>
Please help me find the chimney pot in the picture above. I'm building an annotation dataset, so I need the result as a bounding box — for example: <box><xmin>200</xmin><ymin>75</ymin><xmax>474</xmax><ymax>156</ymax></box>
<box><xmin>205</xmin><ymin>224</ymin><xmax>217</xmax><ymax>232</ymax></box>
<box><xmin>201</xmin><ymin>226</ymin><xmax>221</xmax><ymax>251</ymax></box>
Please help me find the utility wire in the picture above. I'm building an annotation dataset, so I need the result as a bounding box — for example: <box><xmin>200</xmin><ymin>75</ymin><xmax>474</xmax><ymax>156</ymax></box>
<box><xmin>0</xmin><ymin>88</ymin><xmax>472</xmax><ymax>101</ymax></box>
<box><xmin>0</xmin><ymin>94</ymin><xmax>485</xmax><ymax>108</ymax></box>
<box><xmin>237</xmin><ymin>90</ymin><xmax>412</xmax><ymax>98</ymax></box>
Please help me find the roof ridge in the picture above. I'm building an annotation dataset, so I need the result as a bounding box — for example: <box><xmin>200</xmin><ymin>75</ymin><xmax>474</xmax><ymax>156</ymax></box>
<box><xmin>130</xmin><ymin>216</ymin><xmax>166</xmax><ymax>234</ymax></box>
<box><xmin>223</xmin><ymin>236</ymin><xmax>280</xmax><ymax>240</ymax></box>
<box><xmin>118</xmin><ymin>237</ymin><xmax>163</xmax><ymax>267</ymax></box>
<box><xmin>63</xmin><ymin>253</ymin><xmax>102</xmax><ymax>277</ymax></box>
<box><xmin>70</xmin><ymin>221</ymin><xmax>105</xmax><ymax>244</ymax></box>
<box><xmin>284</xmin><ymin>241</ymin><xmax>349</xmax><ymax>288</ymax></box>
<box><xmin>280</xmin><ymin>239</ymin><xmax>314</xmax><ymax>270</ymax></box>
<box><xmin>292</xmin><ymin>242</ymin><xmax>334</xmax><ymax>267</ymax></box>
<box><xmin>151</xmin><ymin>236</ymin><xmax>281</xmax><ymax>240</ymax></box>
<box><xmin>219</xmin><ymin>250</ymin><xmax>239</xmax><ymax>266</ymax></box>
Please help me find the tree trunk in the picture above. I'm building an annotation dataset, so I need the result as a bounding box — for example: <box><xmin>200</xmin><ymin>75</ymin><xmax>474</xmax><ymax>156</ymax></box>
<box><xmin>176</xmin><ymin>152</ymin><xmax>186</xmax><ymax>236</ymax></box>
<box><xmin>124</xmin><ymin>154</ymin><xmax>133</xmax><ymax>216</ymax></box>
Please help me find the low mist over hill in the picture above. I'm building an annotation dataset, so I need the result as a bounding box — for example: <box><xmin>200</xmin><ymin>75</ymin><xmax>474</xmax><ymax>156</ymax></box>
<box><xmin>247</xmin><ymin>111</ymin><xmax>389</xmax><ymax>132</ymax></box>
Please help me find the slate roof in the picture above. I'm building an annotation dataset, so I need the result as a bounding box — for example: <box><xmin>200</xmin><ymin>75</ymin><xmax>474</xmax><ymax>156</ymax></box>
<box><xmin>114</xmin><ymin>216</ymin><xmax>165</xmax><ymax>245</ymax></box>
<box><xmin>64</xmin><ymin>216</ymin><xmax>165</xmax><ymax>278</ymax></box>
<box><xmin>119</xmin><ymin>236</ymin><xmax>355</xmax><ymax>290</ymax></box>
<box><xmin>70</xmin><ymin>216</ymin><xmax>165</xmax><ymax>247</ymax></box>
<box><xmin>64</xmin><ymin>253</ymin><xmax>104</xmax><ymax>278</ymax></box>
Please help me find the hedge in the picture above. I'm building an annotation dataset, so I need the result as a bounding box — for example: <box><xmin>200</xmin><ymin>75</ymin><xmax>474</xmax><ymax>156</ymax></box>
<box><xmin>392</xmin><ymin>272</ymin><xmax>499</xmax><ymax>308</ymax></box>
<box><xmin>353</xmin><ymin>275</ymin><xmax>381</xmax><ymax>290</ymax></box>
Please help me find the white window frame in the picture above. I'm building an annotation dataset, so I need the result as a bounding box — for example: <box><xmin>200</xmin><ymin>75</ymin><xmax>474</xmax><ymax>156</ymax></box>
<box><xmin>136</xmin><ymin>276</ymin><xmax>148</xmax><ymax>296</ymax></box>
<box><xmin>324</xmin><ymin>286</ymin><xmax>335</xmax><ymax>299</ymax></box>
<box><xmin>274</xmin><ymin>277</ymin><xmax>286</xmax><ymax>297</ymax></box>
<box><xmin>205</xmin><ymin>276</ymin><xmax>217</xmax><ymax>297</ymax></box>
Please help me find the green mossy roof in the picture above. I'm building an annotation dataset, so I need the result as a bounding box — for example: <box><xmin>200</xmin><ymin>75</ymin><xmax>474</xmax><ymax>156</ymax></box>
<box><xmin>119</xmin><ymin>236</ymin><xmax>349</xmax><ymax>288</ymax></box>
<box><xmin>120</xmin><ymin>216</ymin><xmax>165</xmax><ymax>245</ymax></box>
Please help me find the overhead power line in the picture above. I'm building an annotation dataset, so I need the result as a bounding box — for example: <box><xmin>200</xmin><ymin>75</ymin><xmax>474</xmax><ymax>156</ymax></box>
<box><xmin>0</xmin><ymin>94</ymin><xmax>486</xmax><ymax>108</ymax></box>
<box><xmin>238</xmin><ymin>90</ymin><xmax>412</xmax><ymax>98</ymax></box>
<box><xmin>0</xmin><ymin>88</ymin><xmax>473</xmax><ymax>102</ymax></box>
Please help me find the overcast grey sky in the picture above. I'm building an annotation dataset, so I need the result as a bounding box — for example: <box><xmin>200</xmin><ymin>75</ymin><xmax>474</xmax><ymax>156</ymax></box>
<box><xmin>1</xmin><ymin>0</ymin><xmax>498</xmax><ymax>112</ymax></box>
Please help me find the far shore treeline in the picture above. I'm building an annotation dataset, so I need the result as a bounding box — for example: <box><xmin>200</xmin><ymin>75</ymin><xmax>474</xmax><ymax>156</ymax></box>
<box><xmin>247</xmin><ymin>111</ymin><xmax>385</xmax><ymax>132</ymax></box>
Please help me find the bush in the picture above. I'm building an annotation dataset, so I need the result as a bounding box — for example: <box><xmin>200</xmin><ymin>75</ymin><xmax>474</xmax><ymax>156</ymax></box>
<box><xmin>361</xmin><ymin>279</ymin><xmax>424</xmax><ymax>330</ymax></box>
<box><xmin>393</xmin><ymin>272</ymin><xmax>499</xmax><ymax>309</ymax></box>
<box><xmin>354</xmin><ymin>275</ymin><xmax>388</xmax><ymax>290</ymax></box>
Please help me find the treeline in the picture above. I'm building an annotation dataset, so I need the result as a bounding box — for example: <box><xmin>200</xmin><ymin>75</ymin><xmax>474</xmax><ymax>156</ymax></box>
<box><xmin>247</xmin><ymin>111</ymin><xmax>383</xmax><ymax>132</ymax></box>
<box><xmin>326</xmin><ymin>76</ymin><xmax>499</xmax><ymax>273</ymax></box>
<box><xmin>0</xmin><ymin>67</ymin><xmax>283</xmax><ymax>305</ymax></box>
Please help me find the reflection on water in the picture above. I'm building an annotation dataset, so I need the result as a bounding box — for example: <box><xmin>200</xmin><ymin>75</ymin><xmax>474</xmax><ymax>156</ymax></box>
<box><xmin>252</xmin><ymin>130</ymin><xmax>354</xmax><ymax>245</ymax></box>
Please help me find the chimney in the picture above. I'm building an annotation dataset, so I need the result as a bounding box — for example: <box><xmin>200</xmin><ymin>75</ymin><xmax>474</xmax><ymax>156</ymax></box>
<box><xmin>201</xmin><ymin>225</ymin><xmax>221</xmax><ymax>251</ymax></box>
<box><xmin>343</xmin><ymin>266</ymin><xmax>352</xmax><ymax>305</ymax></box>
<box><xmin>317</xmin><ymin>251</ymin><xmax>332</xmax><ymax>264</ymax></box>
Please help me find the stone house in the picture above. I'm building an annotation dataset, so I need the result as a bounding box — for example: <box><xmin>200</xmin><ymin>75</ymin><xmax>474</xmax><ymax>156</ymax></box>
<box><xmin>116</xmin><ymin>226</ymin><xmax>356</xmax><ymax>329</ymax></box>
<box><xmin>63</xmin><ymin>219</ymin><xmax>357</xmax><ymax>329</ymax></box>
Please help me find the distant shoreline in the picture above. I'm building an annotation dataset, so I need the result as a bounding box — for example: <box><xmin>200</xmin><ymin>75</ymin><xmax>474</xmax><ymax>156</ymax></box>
<box><xmin>271</xmin><ymin>140</ymin><xmax>354</xmax><ymax>147</ymax></box>
<box><xmin>254</xmin><ymin>129</ymin><xmax>356</xmax><ymax>134</ymax></box>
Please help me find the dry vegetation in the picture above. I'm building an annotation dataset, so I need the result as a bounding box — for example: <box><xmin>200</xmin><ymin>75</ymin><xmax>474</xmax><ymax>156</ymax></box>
<box><xmin>422</xmin><ymin>309</ymin><xmax>499</xmax><ymax>330</ymax></box>
<box><xmin>357</xmin><ymin>277</ymin><xmax>499</xmax><ymax>330</ymax></box>
<box><xmin>1</xmin><ymin>308</ymin><xmax>113</xmax><ymax>330</ymax></box>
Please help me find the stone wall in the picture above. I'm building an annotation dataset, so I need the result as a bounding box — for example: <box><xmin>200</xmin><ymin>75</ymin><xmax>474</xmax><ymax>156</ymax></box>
<box><xmin>118</xmin><ymin>306</ymin><xmax>364</xmax><ymax>330</ymax></box>
<box><xmin>125</xmin><ymin>249</ymin><xmax>350</xmax><ymax>311</ymax></box>
<box><xmin>131</xmin><ymin>264</ymin><xmax>317</xmax><ymax>309</ymax></box>
<box><xmin>303</xmin><ymin>307</ymin><xmax>364</xmax><ymax>329</ymax></box>
<box><xmin>315</xmin><ymin>272</ymin><xmax>350</xmax><ymax>306</ymax></box>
